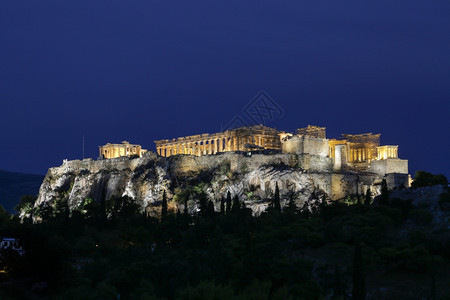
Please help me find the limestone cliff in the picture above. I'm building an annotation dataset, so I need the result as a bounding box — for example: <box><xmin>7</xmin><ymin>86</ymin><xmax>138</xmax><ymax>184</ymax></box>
<box><xmin>32</xmin><ymin>152</ymin><xmax>385</xmax><ymax>217</ymax></box>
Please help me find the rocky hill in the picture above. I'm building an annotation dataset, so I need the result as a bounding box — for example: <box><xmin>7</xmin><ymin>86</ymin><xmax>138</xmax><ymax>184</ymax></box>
<box><xmin>31</xmin><ymin>152</ymin><xmax>386</xmax><ymax>218</ymax></box>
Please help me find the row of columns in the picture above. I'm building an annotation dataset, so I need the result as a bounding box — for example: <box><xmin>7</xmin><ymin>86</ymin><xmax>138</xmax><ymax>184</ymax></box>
<box><xmin>100</xmin><ymin>146</ymin><xmax>139</xmax><ymax>159</ymax></box>
<box><xmin>349</xmin><ymin>148</ymin><xmax>372</xmax><ymax>162</ymax></box>
<box><xmin>156</xmin><ymin>135</ymin><xmax>269</xmax><ymax>157</ymax></box>
<box><xmin>377</xmin><ymin>147</ymin><xmax>398</xmax><ymax>160</ymax></box>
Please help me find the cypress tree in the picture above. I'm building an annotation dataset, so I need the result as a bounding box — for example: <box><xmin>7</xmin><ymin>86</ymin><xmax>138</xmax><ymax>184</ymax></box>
<box><xmin>379</xmin><ymin>178</ymin><xmax>389</xmax><ymax>205</ymax></box>
<box><xmin>220</xmin><ymin>197</ymin><xmax>225</xmax><ymax>214</ymax></box>
<box><xmin>207</xmin><ymin>200</ymin><xmax>215</xmax><ymax>217</ymax></box>
<box><xmin>356</xmin><ymin>190</ymin><xmax>362</xmax><ymax>205</ymax></box>
<box><xmin>284</xmin><ymin>191</ymin><xmax>297</xmax><ymax>214</ymax></box>
<box><xmin>232</xmin><ymin>195</ymin><xmax>240</xmax><ymax>214</ymax></box>
<box><xmin>183</xmin><ymin>198</ymin><xmax>188</xmax><ymax>215</ymax></box>
<box><xmin>161</xmin><ymin>190</ymin><xmax>168</xmax><ymax>220</ymax></box>
<box><xmin>198</xmin><ymin>193</ymin><xmax>208</xmax><ymax>218</ymax></box>
<box><xmin>226</xmin><ymin>191</ymin><xmax>232</xmax><ymax>214</ymax></box>
<box><xmin>273</xmin><ymin>182</ymin><xmax>281</xmax><ymax>213</ymax></box>
<box><xmin>352</xmin><ymin>243</ymin><xmax>366</xmax><ymax>300</ymax></box>
<box><xmin>364</xmin><ymin>188</ymin><xmax>372</xmax><ymax>206</ymax></box>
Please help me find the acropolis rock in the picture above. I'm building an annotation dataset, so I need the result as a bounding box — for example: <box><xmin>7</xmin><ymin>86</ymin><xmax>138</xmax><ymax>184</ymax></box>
<box><xmin>31</xmin><ymin>125</ymin><xmax>410</xmax><ymax>217</ymax></box>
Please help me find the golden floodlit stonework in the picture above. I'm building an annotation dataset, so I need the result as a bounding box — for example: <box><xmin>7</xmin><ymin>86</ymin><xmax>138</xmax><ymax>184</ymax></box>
<box><xmin>99</xmin><ymin>124</ymin><xmax>408</xmax><ymax>185</ymax></box>
<box><xmin>99</xmin><ymin>141</ymin><xmax>147</xmax><ymax>159</ymax></box>
<box><xmin>154</xmin><ymin>125</ymin><xmax>281</xmax><ymax>157</ymax></box>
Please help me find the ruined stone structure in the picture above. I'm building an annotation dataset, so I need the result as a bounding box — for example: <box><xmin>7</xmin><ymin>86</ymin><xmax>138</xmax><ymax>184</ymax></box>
<box><xmin>296</xmin><ymin>125</ymin><xmax>326</xmax><ymax>139</ymax></box>
<box><xmin>281</xmin><ymin>126</ymin><xmax>407</xmax><ymax>178</ymax></box>
<box><xmin>154</xmin><ymin>125</ymin><xmax>281</xmax><ymax>157</ymax></box>
<box><xmin>152</xmin><ymin>124</ymin><xmax>409</xmax><ymax>186</ymax></box>
<box><xmin>154</xmin><ymin>124</ymin><xmax>407</xmax><ymax>176</ymax></box>
<box><xmin>99</xmin><ymin>141</ymin><xmax>147</xmax><ymax>159</ymax></box>
<box><xmin>33</xmin><ymin>124</ymin><xmax>411</xmax><ymax>220</ymax></box>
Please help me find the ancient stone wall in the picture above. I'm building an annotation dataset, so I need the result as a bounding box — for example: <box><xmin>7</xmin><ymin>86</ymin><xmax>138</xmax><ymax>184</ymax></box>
<box><xmin>370</xmin><ymin>158</ymin><xmax>408</xmax><ymax>176</ymax></box>
<box><xmin>281</xmin><ymin>136</ymin><xmax>329</xmax><ymax>157</ymax></box>
<box><xmin>385</xmin><ymin>173</ymin><xmax>410</xmax><ymax>190</ymax></box>
<box><xmin>296</xmin><ymin>125</ymin><xmax>326</xmax><ymax>138</ymax></box>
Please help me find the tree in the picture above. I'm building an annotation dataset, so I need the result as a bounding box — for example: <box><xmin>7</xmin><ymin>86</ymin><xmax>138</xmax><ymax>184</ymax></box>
<box><xmin>273</xmin><ymin>182</ymin><xmax>281</xmax><ymax>213</ymax></box>
<box><xmin>220</xmin><ymin>197</ymin><xmax>225</xmax><ymax>214</ymax></box>
<box><xmin>184</xmin><ymin>198</ymin><xmax>189</xmax><ymax>215</ymax></box>
<box><xmin>207</xmin><ymin>200</ymin><xmax>215</xmax><ymax>217</ymax></box>
<box><xmin>161</xmin><ymin>190</ymin><xmax>168</xmax><ymax>220</ymax></box>
<box><xmin>0</xmin><ymin>205</ymin><xmax>11</xmax><ymax>225</ymax></box>
<box><xmin>412</xmin><ymin>171</ymin><xmax>448</xmax><ymax>189</ymax></box>
<box><xmin>285</xmin><ymin>191</ymin><xmax>297</xmax><ymax>214</ymax></box>
<box><xmin>232</xmin><ymin>195</ymin><xmax>240</xmax><ymax>214</ymax></box>
<box><xmin>352</xmin><ymin>243</ymin><xmax>366</xmax><ymax>300</ymax></box>
<box><xmin>379</xmin><ymin>178</ymin><xmax>389</xmax><ymax>205</ymax></box>
<box><xmin>198</xmin><ymin>193</ymin><xmax>208</xmax><ymax>218</ymax></box>
<box><xmin>226</xmin><ymin>191</ymin><xmax>232</xmax><ymax>214</ymax></box>
<box><xmin>364</xmin><ymin>189</ymin><xmax>371</xmax><ymax>206</ymax></box>
<box><xmin>356</xmin><ymin>191</ymin><xmax>362</xmax><ymax>205</ymax></box>
<box><xmin>107</xmin><ymin>195</ymin><xmax>140</xmax><ymax>219</ymax></box>
<box><xmin>14</xmin><ymin>195</ymin><xmax>37</xmax><ymax>214</ymax></box>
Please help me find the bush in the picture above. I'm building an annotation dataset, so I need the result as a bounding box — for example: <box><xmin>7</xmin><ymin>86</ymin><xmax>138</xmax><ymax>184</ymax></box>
<box><xmin>412</xmin><ymin>171</ymin><xmax>448</xmax><ymax>189</ymax></box>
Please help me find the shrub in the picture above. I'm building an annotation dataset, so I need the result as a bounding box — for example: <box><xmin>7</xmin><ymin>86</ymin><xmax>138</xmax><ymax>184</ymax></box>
<box><xmin>412</xmin><ymin>171</ymin><xmax>448</xmax><ymax>189</ymax></box>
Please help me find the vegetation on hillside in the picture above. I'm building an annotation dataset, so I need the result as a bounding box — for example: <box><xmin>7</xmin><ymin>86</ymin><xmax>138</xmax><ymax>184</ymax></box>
<box><xmin>0</xmin><ymin>175</ymin><xmax>449</xmax><ymax>299</ymax></box>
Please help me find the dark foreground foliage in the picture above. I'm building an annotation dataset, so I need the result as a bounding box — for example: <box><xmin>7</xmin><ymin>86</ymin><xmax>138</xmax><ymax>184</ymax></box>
<box><xmin>0</xmin><ymin>191</ymin><xmax>449</xmax><ymax>299</ymax></box>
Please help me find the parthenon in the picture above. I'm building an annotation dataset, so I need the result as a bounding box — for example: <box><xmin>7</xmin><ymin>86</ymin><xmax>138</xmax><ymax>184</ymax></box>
<box><xmin>154</xmin><ymin>125</ymin><xmax>281</xmax><ymax>157</ymax></box>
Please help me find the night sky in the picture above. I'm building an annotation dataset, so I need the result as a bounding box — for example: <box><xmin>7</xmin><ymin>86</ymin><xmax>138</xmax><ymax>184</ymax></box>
<box><xmin>1</xmin><ymin>1</ymin><xmax>449</xmax><ymax>179</ymax></box>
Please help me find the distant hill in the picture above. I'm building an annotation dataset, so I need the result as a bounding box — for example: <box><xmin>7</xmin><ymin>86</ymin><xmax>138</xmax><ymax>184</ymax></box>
<box><xmin>0</xmin><ymin>169</ymin><xmax>44</xmax><ymax>213</ymax></box>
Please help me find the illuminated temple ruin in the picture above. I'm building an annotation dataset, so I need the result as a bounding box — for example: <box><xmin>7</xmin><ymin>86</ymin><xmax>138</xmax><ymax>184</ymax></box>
<box><xmin>99</xmin><ymin>141</ymin><xmax>147</xmax><ymax>159</ymax></box>
<box><xmin>154</xmin><ymin>125</ymin><xmax>281</xmax><ymax>157</ymax></box>
<box><xmin>100</xmin><ymin>125</ymin><xmax>407</xmax><ymax>179</ymax></box>
<box><xmin>153</xmin><ymin>124</ymin><xmax>401</xmax><ymax>162</ymax></box>
<box><xmin>153</xmin><ymin>124</ymin><xmax>407</xmax><ymax>177</ymax></box>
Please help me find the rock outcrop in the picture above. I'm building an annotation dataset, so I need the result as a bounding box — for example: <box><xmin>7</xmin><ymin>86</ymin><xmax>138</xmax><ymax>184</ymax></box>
<box><xmin>32</xmin><ymin>152</ymin><xmax>386</xmax><ymax>217</ymax></box>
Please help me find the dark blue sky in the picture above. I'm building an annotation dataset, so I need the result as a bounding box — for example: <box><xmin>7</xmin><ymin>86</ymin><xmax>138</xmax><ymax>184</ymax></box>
<box><xmin>1</xmin><ymin>0</ymin><xmax>449</xmax><ymax>178</ymax></box>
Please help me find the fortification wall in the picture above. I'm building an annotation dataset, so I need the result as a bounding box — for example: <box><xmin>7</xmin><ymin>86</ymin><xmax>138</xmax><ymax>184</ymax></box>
<box><xmin>370</xmin><ymin>158</ymin><xmax>408</xmax><ymax>176</ymax></box>
<box><xmin>303</xmin><ymin>137</ymin><xmax>329</xmax><ymax>157</ymax></box>
<box><xmin>281</xmin><ymin>136</ymin><xmax>329</xmax><ymax>157</ymax></box>
<box><xmin>331</xmin><ymin>174</ymin><xmax>381</xmax><ymax>199</ymax></box>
